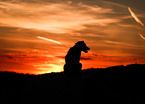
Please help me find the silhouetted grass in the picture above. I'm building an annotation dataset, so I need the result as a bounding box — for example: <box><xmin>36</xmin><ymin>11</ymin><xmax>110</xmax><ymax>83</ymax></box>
<box><xmin>0</xmin><ymin>64</ymin><xmax>145</xmax><ymax>104</ymax></box>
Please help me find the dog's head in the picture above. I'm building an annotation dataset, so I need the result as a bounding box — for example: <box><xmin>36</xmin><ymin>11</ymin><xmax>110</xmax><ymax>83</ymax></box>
<box><xmin>75</xmin><ymin>41</ymin><xmax>90</xmax><ymax>53</ymax></box>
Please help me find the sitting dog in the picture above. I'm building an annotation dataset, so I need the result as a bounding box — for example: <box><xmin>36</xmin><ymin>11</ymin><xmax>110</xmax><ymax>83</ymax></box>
<box><xmin>64</xmin><ymin>41</ymin><xmax>90</xmax><ymax>79</ymax></box>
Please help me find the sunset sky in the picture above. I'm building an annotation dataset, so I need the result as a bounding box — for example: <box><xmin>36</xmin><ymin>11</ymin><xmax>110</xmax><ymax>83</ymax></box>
<box><xmin>0</xmin><ymin>0</ymin><xmax>145</xmax><ymax>74</ymax></box>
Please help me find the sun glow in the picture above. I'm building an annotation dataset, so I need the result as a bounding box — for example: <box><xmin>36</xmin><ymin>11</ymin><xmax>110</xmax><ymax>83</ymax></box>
<box><xmin>36</xmin><ymin>64</ymin><xmax>63</xmax><ymax>74</ymax></box>
<box><xmin>34</xmin><ymin>58</ymin><xmax>65</xmax><ymax>74</ymax></box>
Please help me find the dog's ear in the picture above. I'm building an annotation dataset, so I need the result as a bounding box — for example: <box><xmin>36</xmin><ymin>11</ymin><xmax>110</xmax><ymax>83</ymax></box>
<box><xmin>75</xmin><ymin>41</ymin><xmax>87</xmax><ymax>48</ymax></box>
<box><xmin>75</xmin><ymin>41</ymin><xmax>80</xmax><ymax>45</ymax></box>
<box><xmin>75</xmin><ymin>41</ymin><xmax>84</xmax><ymax>45</ymax></box>
<box><xmin>80</xmin><ymin>41</ymin><xmax>84</xmax><ymax>43</ymax></box>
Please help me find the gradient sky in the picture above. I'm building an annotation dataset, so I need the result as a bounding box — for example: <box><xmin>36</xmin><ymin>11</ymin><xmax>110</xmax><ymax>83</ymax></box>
<box><xmin>0</xmin><ymin>0</ymin><xmax>145</xmax><ymax>74</ymax></box>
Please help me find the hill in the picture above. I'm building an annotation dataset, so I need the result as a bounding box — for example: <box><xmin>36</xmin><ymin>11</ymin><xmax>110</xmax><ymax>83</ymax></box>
<box><xmin>0</xmin><ymin>64</ymin><xmax>145</xmax><ymax>104</ymax></box>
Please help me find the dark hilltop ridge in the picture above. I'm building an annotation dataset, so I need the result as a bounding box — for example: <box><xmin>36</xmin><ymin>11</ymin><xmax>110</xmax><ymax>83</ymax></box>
<box><xmin>0</xmin><ymin>64</ymin><xmax>145</xmax><ymax>104</ymax></box>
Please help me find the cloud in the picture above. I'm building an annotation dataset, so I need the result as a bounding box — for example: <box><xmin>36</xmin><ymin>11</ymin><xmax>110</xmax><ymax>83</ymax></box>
<box><xmin>81</xmin><ymin>57</ymin><xmax>92</xmax><ymax>60</ymax></box>
<box><xmin>103</xmin><ymin>0</ymin><xmax>145</xmax><ymax>12</ymax></box>
<box><xmin>105</xmin><ymin>40</ymin><xmax>141</xmax><ymax>47</ymax></box>
<box><xmin>56</xmin><ymin>55</ymin><xmax>92</xmax><ymax>60</ymax></box>
<box><xmin>128</xmin><ymin>7</ymin><xmax>144</xmax><ymax>27</ymax></box>
<box><xmin>139</xmin><ymin>34</ymin><xmax>145</xmax><ymax>40</ymax></box>
<box><xmin>0</xmin><ymin>0</ymin><xmax>145</xmax><ymax>74</ymax></box>
<box><xmin>103</xmin><ymin>1</ymin><xmax>127</xmax><ymax>8</ymax></box>
<box><xmin>0</xmin><ymin>60</ymin><xmax>38</xmax><ymax>74</ymax></box>
<box><xmin>0</xmin><ymin>52</ymin><xmax>65</xmax><ymax>74</ymax></box>
<box><xmin>0</xmin><ymin>1</ymin><xmax>120</xmax><ymax>33</ymax></box>
<box><xmin>81</xmin><ymin>52</ymin><xmax>145</xmax><ymax>69</ymax></box>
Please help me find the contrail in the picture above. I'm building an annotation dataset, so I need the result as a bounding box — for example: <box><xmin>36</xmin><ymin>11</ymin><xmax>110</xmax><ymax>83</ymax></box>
<box><xmin>139</xmin><ymin>34</ymin><xmax>145</xmax><ymax>40</ymax></box>
<box><xmin>128</xmin><ymin>7</ymin><xmax>145</xmax><ymax>40</ymax></box>
<box><xmin>128</xmin><ymin>7</ymin><xmax>144</xmax><ymax>27</ymax></box>
<box><xmin>37</xmin><ymin>36</ymin><xmax>62</xmax><ymax>44</ymax></box>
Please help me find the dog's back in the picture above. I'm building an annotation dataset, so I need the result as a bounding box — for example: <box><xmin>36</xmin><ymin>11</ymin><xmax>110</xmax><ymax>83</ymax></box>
<box><xmin>65</xmin><ymin>47</ymin><xmax>81</xmax><ymax>64</ymax></box>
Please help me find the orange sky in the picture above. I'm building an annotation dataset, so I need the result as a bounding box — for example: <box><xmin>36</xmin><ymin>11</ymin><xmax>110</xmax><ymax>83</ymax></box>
<box><xmin>0</xmin><ymin>0</ymin><xmax>145</xmax><ymax>74</ymax></box>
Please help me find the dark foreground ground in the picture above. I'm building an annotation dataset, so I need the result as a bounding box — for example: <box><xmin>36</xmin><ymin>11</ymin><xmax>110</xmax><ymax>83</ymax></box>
<box><xmin>0</xmin><ymin>64</ymin><xmax>145</xmax><ymax>104</ymax></box>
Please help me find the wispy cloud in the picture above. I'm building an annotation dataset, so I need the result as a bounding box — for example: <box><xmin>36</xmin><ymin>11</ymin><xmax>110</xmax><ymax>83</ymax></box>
<box><xmin>0</xmin><ymin>0</ymin><xmax>145</xmax><ymax>74</ymax></box>
<box><xmin>0</xmin><ymin>1</ymin><xmax>120</xmax><ymax>33</ymax></box>
<box><xmin>105</xmin><ymin>40</ymin><xmax>143</xmax><ymax>48</ymax></box>
<box><xmin>128</xmin><ymin>7</ymin><xmax>144</xmax><ymax>27</ymax></box>
<box><xmin>37</xmin><ymin>36</ymin><xmax>62</xmax><ymax>44</ymax></box>
<box><xmin>139</xmin><ymin>34</ymin><xmax>145</xmax><ymax>40</ymax></box>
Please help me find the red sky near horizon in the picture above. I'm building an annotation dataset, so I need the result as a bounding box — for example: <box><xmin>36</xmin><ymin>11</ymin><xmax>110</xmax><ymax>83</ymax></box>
<box><xmin>0</xmin><ymin>0</ymin><xmax>145</xmax><ymax>74</ymax></box>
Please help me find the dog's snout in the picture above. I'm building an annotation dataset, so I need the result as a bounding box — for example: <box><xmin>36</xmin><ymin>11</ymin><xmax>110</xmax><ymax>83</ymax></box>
<box><xmin>86</xmin><ymin>47</ymin><xmax>90</xmax><ymax>50</ymax></box>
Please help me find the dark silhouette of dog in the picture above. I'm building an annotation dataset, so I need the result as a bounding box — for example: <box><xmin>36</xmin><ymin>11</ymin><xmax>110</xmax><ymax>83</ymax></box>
<box><xmin>64</xmin><ymin>41</ymin><xmax>90</xmax><ymax>79</ymax></box>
